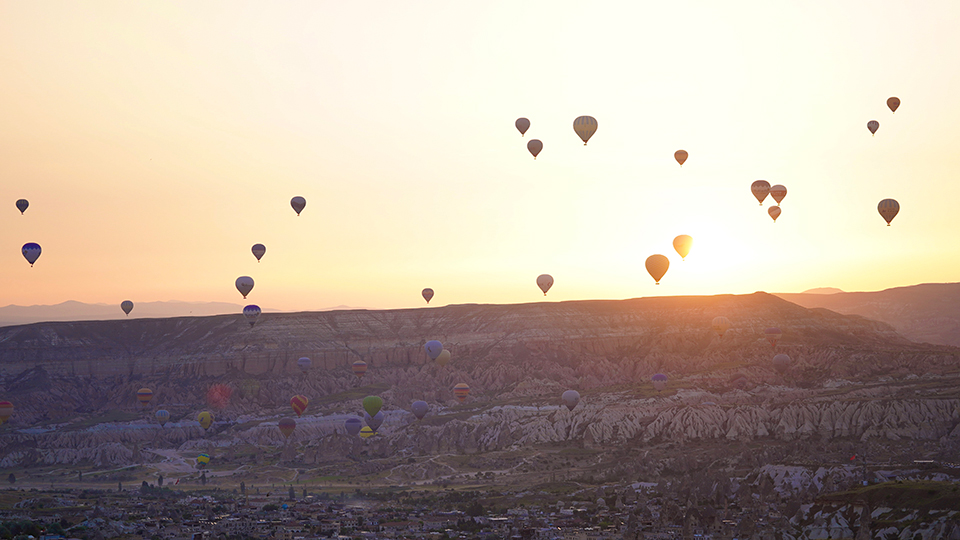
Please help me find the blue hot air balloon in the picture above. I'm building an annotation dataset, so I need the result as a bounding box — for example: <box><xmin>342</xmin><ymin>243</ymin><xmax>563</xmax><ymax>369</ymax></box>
<box><xmin>364</xmin><ymin>411</ymin><xmax>384</xmax><ymax>432</ymax></box>
<box><xmin>15</xmin><ymin>199</ymin><xmax>29</xmax><ymax>214</ymax></box>
<box><xmin>344</xmin><ymin>417</ymin><xmax>362</xmax><ymax>436</ymax></box>
<box><xmin>411</xmin><ymin>400</ymin><xmax>428</xmax><ymax>420</ymax></box>
<box><xmin>424</xmin><ymin>340</ymin><xmax>443</xmax><ymax>360</ymax></box>
<box><xmin>21</xmin><ymin>243</ymin><xmax>41</xmax><ymax>266</ymax></box>
<box><xmin>243</xmin><ymin>305</ymin><xmax>261</xmax><ymax>327</ymax></box>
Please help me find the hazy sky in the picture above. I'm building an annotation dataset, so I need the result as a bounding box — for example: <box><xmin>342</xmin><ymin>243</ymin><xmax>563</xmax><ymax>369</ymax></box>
<box><xmin>2</xmin><ymin>1</ymin><xmax>960</xmax><ymax>312</ymax></box>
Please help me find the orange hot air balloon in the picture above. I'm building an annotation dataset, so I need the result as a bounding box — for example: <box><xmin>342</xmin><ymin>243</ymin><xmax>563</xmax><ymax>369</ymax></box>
<box><xmin>290</xmin><ymin>395</ymin><xmax>308</xmax><ymax>417</ymax></box>
<box><xmin>878</xmin><ymin>199</ymin><xmax>899</xmax><ymax>226</ymax></box>
<box><xmin>453</xmin><ymin>383</ymin><xmax>470</xmax><ymax>402</ymax></box>
<box><xmin>645</xmin><ymin>255</ymin><xmax>670</xmax><ymax>285</ymax></box>
<box><xmin>352</xmin><ymin>360</ymin><xmax>367</xmax><ymax>379</ymax></box>
<box><xmin>137</xmin><ymin>388</ymin><xmax>153</xmax><ymax>406</ymax></box>
<box><xmin>672</xmin><ymin>235</ymin><xmax>692</xmax><ymax>260</ymax></box>
<box><xmin>751</xmin><ymin>180</ymin><xmax>771</xmax><ymax>205</ymax></box>
<box><xmin>0</xmin><ymin>401</ymin><xmax>13</xmax><ymax>425</ymax></box>
<box><xmin>887</xmin><ymin>97</ymin><xmax>900</xmax><ymax>113</ymax></box>
<box><xmin>768</xmin><ymin>206</ymin><xmax>781</xmax><ymax>222</ymax></box>
<box><xmin>674</xmin><ymin>150</ymin><xmax>688</xmax><ymax>167</ymax></box>
<box><xmin>278</xmin><ymin>418</ymin><xmax>296</xmax><ymax>438</ymax></box>
<box><xmin>769</xmin><ymin>185</ymin><xmax>787</xmax><ymax>205</ymax></box>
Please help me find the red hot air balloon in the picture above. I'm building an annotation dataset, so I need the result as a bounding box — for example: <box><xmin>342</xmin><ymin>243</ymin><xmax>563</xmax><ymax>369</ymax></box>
<box><xmin>290</xmin><ymin>395</ymin><xmax>308</xmax><ymax>417</ymax></box>
<box><xmin>453</xmin><ymin>383</ymin><xmax>470</xmax><ymax>402</ymax></box>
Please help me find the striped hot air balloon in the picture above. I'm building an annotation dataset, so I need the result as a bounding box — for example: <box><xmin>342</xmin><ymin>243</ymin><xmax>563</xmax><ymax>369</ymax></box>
<box><xmin>137</xmin><ymin>388</ymin><xmax>153</xmax><ymax>406</ymax></box>
<box><xmin>573</xmin><ymin>116</ymin><xmax>598</xmax><ymax>145</ymax></box>
<box><xmin>765</xmin><ymin>327</ymin><xmax>782</xmax><ymax>348</ymax></box>
<box><xmin>352</xmin><ymin>360</ymin><xmax>367</xmax><ymax>379</ymax></box>
<box><xmin>453</xmin><ymin>383</ymin><xmax>470</xmax><ymax>402</ymax></box>
<box><xmin>156</xmin><ymin>409</ymin><xmax>170</xmax><ymax>427</ymax></box>
<box><xmin>290</xmin><ymin>395</ymin><xmax>308</xmax><ymax>417</ymax></box>
<box><xmin>0</xmin><ymin>401</ymin><xmax>13</xmax><ymax>425</ymax></box>
<box><xmin>359</xmin><ymin>426</ymin><xmax>375</xmax><ymax>438</ymax></box>
<box><xmin>651</xmin><ymin>373</ymin><xmax>668</xmax><ymax>392</ymax></box>
<box><xmin>196</xmin><ymin>453</ymin><xmax>210</xmax><ymax>469</ymax></box>
<box><xmin>278</xmin><ymin>418</ymin><xmax>296</xmax><ymax>438</ymax></box>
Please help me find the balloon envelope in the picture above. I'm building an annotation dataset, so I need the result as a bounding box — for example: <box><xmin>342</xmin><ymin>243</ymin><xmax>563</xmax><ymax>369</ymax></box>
<box><xmin>645</xmin><ymin>255</ymin><xmax>670</xmax><ymax>284</ymax></box>
<box><xmin>364</xmin><ymin>411</ymin><xmax>384</xmax><ymax>431</ymax></box>
<box><xmin>769</xmin><ymin>185</ymin><xmax>787</xmax><ymax>205</ymax></box>
<box><xmin>360</xmin><ymin>426</ymin><xmax>375</xmax><ymax>438</ymax></box>
<box><xmin>243</xmin><ymin>305</ymin><xmax>261</xmax><ymax>327</ymax></box>
<box><xmin>425</xmin><ymin>340</ymin><xmax>443</xmax><ymax>360</ymax></box>
<box><xmin>290</xmin><ymin>395</ymin><xmax>308</xmax><ymax>417</ymax></box>
<box><xmin>651</xmin><ymin>373</ymin><xmax>668</xmax><ymax>392</ymax></box>
<box><xmin>773</xmin><ymin>353</ymin><xmax>791</xmax><ymax>373</ymax></box>
<box><xmin>751</xmin><ymin>180</ymin><xmax>771</xmax><ymax>205</ymax></box>
<box><xmin>573</xmin><ymin>116</ymin><xmax>598</xmax><ymax>145</ymax></box>
<box><xmin>252</xmin><ymin>244</ymin><xmax>266</xmax><ymax>262</ymax></box>
<box><xmin>878</xmin><ymin>199</ymin><xmax>899</xmax><ymax>226</ymax></box>
<box><xmin>235</xmin><ymin>276</ymin><xmax>254</xmax><ymax>299</ymax></box>
<box><xmin>422</xmin><ymin>288</ymin><xmax>434</xmax><ymax>303</ymax></box>
<box><xmin>411</xmin><ymin>400</ymin><xmax>429</xmax><ymax>420</ymax></box>
<box><xmin>768</xmin><ymin>206</ymin><xmax>781</xmax><ymax>222</ymax></box>
<box><xmin>297</xmin><ymin>357</ymin><xmax>312</xmax><ymax>373</ymax></box>
<box><xmin>345</xmin><ymin>417</ymin><xmax>363</xmax><ymax>435</ymax></box>
<box><xmin>362</xmin><ymin>396</ymin><xmax>383</xmax><ymax>417</ymax></box>
<box><xmin>515</xmin><ymin>118</ymin><xmax>530</xmax><ymax>136</ymax></box>
<box><xmin>15</xmin><ymin>199</ymin><xmax>28</xmax><ymax>214</ymax></box>
<box><xmin>156</xmin><ymin>409</ymin><xmax>170</xmax><ymax>426</ymax></box>
<box><xmin>887</xmin><ymin>97</ymin><xmax>900</xmax><ymax>113</ymax></box>
<box><xmin>527</xmin><ymin>139</ymin><xmax>543</xmax><ymax>159</ymax></box>
<box><xmin>867</xmin><ymin>120</ymin><xmax>879</xmax><ymax>135</ymax></box>
<box><xmin>279</xmin><ymin>418</ymin><xmax>296</xmax><ymax>438</ymax></box>
<box><xmin>121</xmin><ymin>301</ymin><xmax>134</xmax><ymax>316</ymax></box>
<box><xmin>291</xmin><ymin>196</ymin><xmax>306</xmax><ymax>215</ymax></box>
<box><xmin>21</xmin><ymin>243</ymin><xmax>41</xmax><ymax>266</ymax></box>
<box><xmin>197</xmin><ymin>411</ymin><xmax>214</xmax><ymax>430</ymax></box>
<box><xmin>352</xmin><ymin>360</ymin><xmax>367</xmax><ymax>379</ymax></box>
<box><xmin>0</xmin><ymin>401</ymin><xmax>14</xmax><ymax>424</ymax></box>
<box><xmin>711</xmin><ymin>316</ymin><xmax>731</xmax><ymax>338</ymax></box>
<box><xmin>537</xmin><ymin>274</ymin><xmax>554</xmax><ymax>295</ymax></box>
<box><xmin>672</xmin><ymin>235</ymin><xmax>693</xmax><ymax>260</ymax></box>
<box><xmin>765</xmin><ymin>327</ymin><xmax>782</xmax><ymax>348</ymax></box>
<box><xmin>435</xmin><ymin>349</ymin><xmax>451</xmax><ymax>367</ymax></box>
<box><xmin>137</xmin><ymin>388</ymin><xmax>153</xmax><ymax>405</ymax></box>
<box><xmin>561</xmin><ymin>390</ymin><xmax>580</xmax><ymax>411</ymax></box>
<box><xmin>453</xmin><ymin>383</ymin><xmax>470</xmax><ymax>402</ymax></box>
<box><xmin>196</xmin><ymin>453</ymin><xmax>210</xmax><ymax>468</ymax></box>
<box><xmin>674</xmin><ymin>150</ymin><xmax>688</xmax><ymax>166</ymax></box>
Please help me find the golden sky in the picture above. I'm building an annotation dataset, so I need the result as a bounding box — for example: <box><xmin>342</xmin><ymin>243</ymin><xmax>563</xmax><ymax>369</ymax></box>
<box><xmin>2</xmin><ymin>1</ymin><xmax>960</xmax><ymax>312</ymax></box>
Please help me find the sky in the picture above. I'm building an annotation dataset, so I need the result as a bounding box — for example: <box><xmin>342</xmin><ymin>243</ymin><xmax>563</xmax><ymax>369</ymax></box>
<box><xmin>2</xmin><ymin>1</ymin><xmax>960</xmax><ymax>313</ymax></box>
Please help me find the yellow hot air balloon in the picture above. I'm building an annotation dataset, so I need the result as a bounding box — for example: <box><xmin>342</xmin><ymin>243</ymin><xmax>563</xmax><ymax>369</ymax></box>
<box><xmin>197</xmin><ymin>411</ymin><xmax>214</xmax><ymax>430</ymax></box>
<box><xmin>360</xmin><ymin>426</ymin><xmax>375</xmax><ymax>438</ymax></box>
<box><xmin>436</xmin><ymin>349</ymin><xmax>451</xmax><ymax>367</ymax></box>
<box><xmin>573</xmin><ymin>116</ymin><xmax>598</xmax><ymax>145</ymax></box>
<box><xmin>674</xmin><ymin>150</ymin><xmax>688</xmax><ymax>167</ymax></box>
<box><xmin>672</xmin><ymin>235</ymin><xmax>692</xmax><ymax>260</ymax></box>
<box><xmin>645</xmin><ymin>255</ymin><xmax>669</xmax><ymax>285</ymax></box>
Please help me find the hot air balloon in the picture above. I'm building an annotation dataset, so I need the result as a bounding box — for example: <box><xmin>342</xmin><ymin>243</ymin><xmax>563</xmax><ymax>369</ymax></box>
<box><xmin>279</xmin><ymin>418</ymin><xmax>296</xmax><ymax>438</ymax></box>
<box><xmin>15</xmin><ymin>199</ymin><xmax>28</xmax><ymax>214</ymax></box>
<box><xmin>422</xmin><ymin>288</ymin><xmax>434</xmax><ymax>304</ymax></box>
<box><xmin>887</xmin><ymin>97</ymin><xmax>900</xmax><ymax>113</ymax></box>
<box><xmin>252</xmin><ymin>244</ymin><xmax>266</xmax><ymax>262</ymax></box>
<box><xmin>362</xmin><ymin>396</ymin><xmax>383</xmax><ymax>417</ymax></box>
<box><xmin>651</xmin><ymin>373</ymin><xmax>668</xmax><ymax>392</ymax></box>
<box><xmin>561</xmin><ymin>390</ymin><xmax>580</xmax><ymax>411</ymax></box>
<box><xmin>768</xmin><ymin>206</ymin><xmax>781</xmax><ymax>222</ymax></box>
<box><xmin>453</xmin><ymin>383</ymin><xmax>470</xmax><ymax>402</ymax></box>
<box><xmin>772</xmin><ymin>353</ymin><xmax>791</xmax><ymax>374</ymax></box>
<box><xmin>196</xmin><ymin>453</ymin><xmax>210</xmax><ymax>469</ymax></box>
<box><xmin>352</xmin><ymin>360</ymin><xmax>367</xmax><ymax>379</ymax></box>
<box><xmin>711</xmin><ymin>316</ymin><xmax>731</xmax><ymax>338</ymax></box>
<box><xmin>515</xmin><ymin>118</ymin><xmax>530</xmax><ymax>136</ymax></box>
<box><xmin>291</xmin><ymin>196</ymin><xmax>306</xmax><ymax>216</ymax></box>
<box><xmin>751</xmin><ymin>181</ymin><xmax>771</xmax><ymax>205</ymax></box>
<box><xmin>424</xmin><ymin>340</ymin><xmax>443</xmax><ymax>360</ymax></box>
<box><xmin>297</xmin><ymin>357</ymin><xmax>312</xmax><ymax>373</ymax></box>
<box><xmin>769</xmin><ymin>185</ymin><xmax>787</xmax><ymax>205</ymax></box>
<box><xmin>411</xmin><ymin>400</ymin><xmax>428</xmax><ymax>420</ymax></box>
<box><xmin>673</xmin><ymin>235</ymin><xmax>693</xmax><ymax>260</ymax></box>
<box><xmin>360</xmin><ymin>426</ymin><xmax>375</xmax><ymax>438</ymax></box>
<box><xmin>364</xmin><ymin>411</ymin><xmax>384</xmax><ymax>431</ymax></box>
<box><xmin>867</xmin><ymin>120</ymin><xmax>879</xmax><ymax>135</ymax></box>
<box><xmin>121</xmin><ymin>300</ymin><xmax>134</xmax><ymax>316</ymax></box>
<box><xmin>290</xmin><ymin>395</ymin><xmax>308</xmax><ymax>417</ymax></box>
<box><xmin>674</xmin><ymin>150</ymin><xmax>688</xmax><ymax>167</ymax></box>
<box><xmin>729</xmin><ymin>374</ymin><xmax>749</xmax><ymax>391</ymax></box>
<box><xmin>537</xmin><ymin>274</ymin><xmax>554</xmax><ymax>295</ymax></box>
<box><xmin>137</xmin><ymin>388</ymin><xmax>153</xmax><ymax>405</ymax></box>
<box><xmin>878</xmin><ymin>199</ymin><xmax>899</xmax><ymax>226</ymax></box>
<box><xmin>243</xmin><ymin>305</ymin><xmax>261</xmax><ymax>327</ymax></box>
<box><xmin>765</xmin><ymin>327</ymin><xmax>782</xmax><ymax>348</ymax></box>
<box><xmin>527</xmin><ymin>139</ymin><xmax>543</xmax><ymax>159</ymax></box>
<box><xmin>240</xmin><ymin>379</ymin><xmax>260</xmax><ymax>400</ymax></box>
<box><xmin>21</xmin><ymin>243</ymin><xmax>41</xmax><ymax>266</ymax></box>
<box><xmin>0</xmin><ymin>402</ymin><xmax>13</xmax><ymax>425</ymax></box>
<box><xmin>156</xmin><ymin>409</ymin><xmax>170</xmax><ymax>426</ymax></box>
<box><xmin>345</xmin><ymin>417</ymin><xmax>362</xmax><ymax>435</ymax></box>
<box><xmin>235</xmin><ymin>276</ymin><xmax>254</xmax><ymax>299</ymax></box>
<box><xmin>435</xmin><ymin>349</ymin><xmax>451</xmax><ymax>367</ymax></box>
<box><xmin>197</xmin><ymin>411</ymin><xmax>214</xmax><ymax>430</ymax></box>
<box><xmin>645</xmin><ymin>255</ymin><xmax>669</xmax><ymax>285</ymax></box>
<box><xmin>573</xmin><ymin>116</ymin><xmax>598</xmax><ymax>145</ymax></box>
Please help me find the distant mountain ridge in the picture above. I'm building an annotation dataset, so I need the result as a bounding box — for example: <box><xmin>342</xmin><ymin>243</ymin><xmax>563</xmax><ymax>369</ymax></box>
<box><xmin>776</xmin><ymin>282</ymin><xmax>960</xmax><ymax>346</ymax></box>
<box><xmin>0</xmin><ymin>300</ymin><xmax>276</xmax><ymax>327</ymax></box>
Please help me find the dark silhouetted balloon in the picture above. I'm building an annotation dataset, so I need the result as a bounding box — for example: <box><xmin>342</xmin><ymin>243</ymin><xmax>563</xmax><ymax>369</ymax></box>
<box><xmin>573</xmin><ymin>116</ymin><xmax>598</xmax><ymax>145</ymax></box>
<box><xmin>562</xmin><ymin>390</ymin><xmax>580</xmax><ymax>411</ymax></box>
<box><xmin>527</xmin><ymin>139</ymin><xmax>543</xmax><ymax>159</ymax></box>
<box><xmin>15</xmin><ymin>199</ymin><xmax>28</xmax><ymax>214</ymax></box>
<box><xmin>121</xmin><ymin>301</ymin><xmax>134</xmax><ymax>316</ymax></box>
<box><xmin>887</xmin><ymin>97</ymin><xmax>900</xmax><ymax>113</ymax></box>
<box><xmin>291</xmin><ymin>196</ymin><xmax>306</xmax><ymax>216</ymax></box>
<box><xmin>768</xmin><ymin>206</ymin><xmax>781</xmax><ymax>222</ymax></box>
<box><xmin>411</xmin><ymin>400</ymin><xmax>428</xmax><ymax>420</ymax></box>
<box><xmin>878</xmin><ymin>199</ymin><xmax>899</xmax><ymax>226</ymax></box>
<box><xmin>21</xmin><ymin>243</ymin><xmax>41</xmax><ymax>266</ymax></box>
<box><xmin>345</xmin><ymin>417</ymin><xmax>362</xmax><ymax>435</ymax></box>
<box><xmin>751</xmin><ymin>181</ymin><xmax>771</xmax><ymax>205</ymax></box>
<box><xmin>645</xmin><ymin>255</ymin><xmax>669</xmax><ymax>284</ymax></box>
<box><xmin>235</xmin><ymin>276</ymin><xmax>254</xmax><ymax>299</ymax></box>
<box><xmin>867</xmin><ymin>120</ymin><xmax>879</xmax><ymax>135</ymax></box>
<box><xmin>516</xmin><ymin>118</ymin><xmax>530</xmax><ymax>136</ymax></box>
<box><xmin>252</xmin><ymin>244</ymin><xmax>266</xmax><ymax>262</ymax></box>
<box><xmin>243</xmin><ymin>305</ymin><xmax>261</xmax><ymax>327</ymax></box>
<box><xmin>422</xmin><ymin>288</ymin><xmax>434</xmax><ymax>303</ymax></box>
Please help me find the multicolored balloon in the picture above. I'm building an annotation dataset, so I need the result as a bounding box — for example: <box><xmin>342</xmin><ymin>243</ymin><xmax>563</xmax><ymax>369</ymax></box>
<box><xmin>364</xmin><ymin>411</ymin><xmax>384</xmax><ymax>431</ymax></box>
<box><xmin>515</xmin><ymin>118</ymin><xmax>530</xmax><ymax>136</ymax></box>
<box><xmin>243</xmin><ymin>305</ymin><xmax>261</xmax><ymax>327</ymax></box>
<box><xmin>21</xmin><ymin>243</ymin><xmax>41</xmax><ymax>266</ymax></box>
<box><xmin>453</xmin><ymin>383</ymin><xmax>470</xmax><ymax>402</ymax></box>
<box><xmin>156</xmin><ymin>409</ymin><xmax>170</xmax><ymax>427</ymax></box>
<box><xmin>252</xmin><ymin>244</ymin><xmax>266</xmax><ymax>262</ymax></box>
<box><xmin>573</xmin><ymin>116</ymin><xmax>598</xmax><ymax>145</ymax></box>
<box><xmin>411</xmin><ymin>400</ymin><xmax>428</xmax><ymax>420</ymax></box>
<box><xmin>878</xmin><ymin>199</ymin><xmax>899</xmax><ymax>226</ymax></box>
<box><xmin>562</xmin><ymin>390</ymin><xmax>580</xmax><ymax>411</ymax></box>
<box><xmin>235</xmin><ymin>276</ymin><xmax>254</xmax><ymax>299</ymax></box>
<box><xmin>352</xmin><ymin>360</ymin><xmax>368</xmax><ymax>379</ymax></box>
<box><xmin>360</xmin><ymin>426</ymin><xmax>375</xmax><ymax>438</ymax></box>
<box><xmin>297</xmin><ymin>357</ymin><xmax>312</xmax><ymax>373</ymax></box>
<box><xmin>711</xmin><ymin>316</ymin><xmax>731</xmax><ymax>338</ymax></box>
<box><xmin>645</xmin><ymin>255</ymin><xmax>670</xmax><ymax>285</ymax></box>
<box><xmin>652</xmin><ymin>373</ymin><xmax>668</xmax><ymax>392</ymax></box>
<box><xmin>751</xmin><ymin>181</ymin><xmax>771</xmax><ymax>205</ymax></box>
<box><xmin>291</xmin><ymin>196</ymin><xmax>306</xmax><ymax>216</ymax></box>
<box><xmin>290</xmin><ymin>395</ymin><xmax>308</xmax><ymax>417</ymax></box>
<box><xmin>196</xmin><ymin>453</ymin><xmax>210</xmax><ymax>469</ymax></box>
<box><xmin>137</xmin><ymin>388</ymin><xmax>153</xmax><ymax>405</ymax></box>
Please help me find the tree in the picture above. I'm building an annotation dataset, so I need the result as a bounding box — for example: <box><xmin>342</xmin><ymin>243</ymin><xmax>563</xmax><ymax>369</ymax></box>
<box><xmin>289</xmin><ymin>486</ymin><xmax>295</xmax><ymax>500</ymax></box>
<box><xmin>118</xmin><ymin>481</ymin><xmax>122</xmax><ymax>492</ymax></box>
<box><xmin>201</xmin><ymin>472</ymin><xmax>207</xmax><ymax>486</ymax></box>
<box><xmin>240</xmin><ymin>482</ymin><xmax>245</xmax><ymax>494</ymax></box>
<box><xmin>7</xmin><ymin>473</ymin><xmax>14</xmax><ymax>484</ymax></box>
